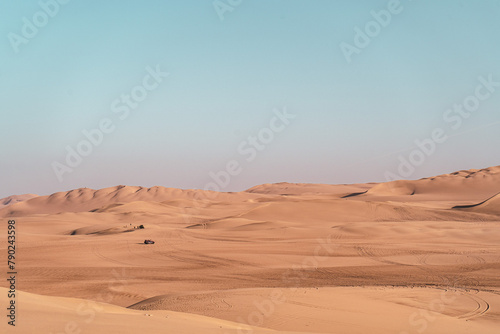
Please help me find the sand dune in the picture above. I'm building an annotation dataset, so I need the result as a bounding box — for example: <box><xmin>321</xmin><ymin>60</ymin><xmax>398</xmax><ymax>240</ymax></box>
<box><xmin>366</xmin><ymin>180</ymin><xmax>416</xmax><ymax>196</ymax></box>
<box><xmin>1</xmin><ymin>166</ymin><xmax>499</xmax><ymax>333</ymax></box>
<box><xmin>343</xmin><ymin>166</ymin><xmax>500</xmax><ymax>204</ymax></box>
<box><xmin>0</xmin><ymin>193</ymin><xmax>37</xmax><ymax>208</ymax></box>
<box><xmin>453</xmin><ymin>192</ymin><xmax>500</xmax><ymax>216</ymax></box>
<box><xmin>0</xmin><ymin>186</ymin><xmax>260</xmax><ymax>218</ymax></box>
<box><xmin>0</xmin><ymin>288</ymin><xmax>282</xmax><ymax>334</ymax></box>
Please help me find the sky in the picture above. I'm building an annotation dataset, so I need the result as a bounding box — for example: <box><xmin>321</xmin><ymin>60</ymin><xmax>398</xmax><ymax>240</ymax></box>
<box><xmin>1</xmin><ymin>0</ymin><xmax>499</xmax><ymax>198</ymax></box>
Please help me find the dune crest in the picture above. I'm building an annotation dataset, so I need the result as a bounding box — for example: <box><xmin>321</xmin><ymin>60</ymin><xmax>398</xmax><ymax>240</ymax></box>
<box><xmin>0</xmin><ymin>186</ymin><xmax>258</xmax><ymax>218</ymax></box>
<box><xmin>343</xmin><ymin>165</ymin><xmax>500</xmax><ymax>200</ymax></box>
<box><xmin>453</xmin><ymin>192</ymin><xmax>500</xmax><ymax>215</ymax></box>
<box><xmin>0</xmin><ymin>193</ymin><xmax>38</xmax><ymax>208</ymax></box>
<box><xmin>366</xmin><ymin>180</ymin><xmax>416</xmax><ymax>196</ymax></box>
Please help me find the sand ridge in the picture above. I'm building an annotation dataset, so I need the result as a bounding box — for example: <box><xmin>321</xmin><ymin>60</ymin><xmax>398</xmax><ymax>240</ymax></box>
<box><xmin>0</xmin><ymin>194</ymin><xmax>38</xmax><ymax>208</ymax></box>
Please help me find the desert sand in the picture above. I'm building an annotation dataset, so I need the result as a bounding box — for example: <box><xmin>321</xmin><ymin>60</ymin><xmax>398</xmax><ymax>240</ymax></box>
<box><xmin>1</xmin><ymin>166</ymin><xmax>499</xmax><ymax>333</ymax></box>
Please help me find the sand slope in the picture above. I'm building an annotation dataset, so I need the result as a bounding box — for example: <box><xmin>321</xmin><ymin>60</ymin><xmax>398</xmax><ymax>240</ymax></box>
<box><xmin>0</xmin><ymin>186</ymin><xmax>260</xmax><ymax>218</ymax></box>
<box><xmin>453</xmin><ymin>192</ymin><xmax>500</xmax><ymax>216</ymax></box>
<box><xmin>0</xmin><ymin>288</ymin><xmax>285</xmax><ymax>334</ymax></box>
<box><xmin>0</xmin><ymin>194</ymin><xmax>37</xmax><ymax>208</ymax></box>
<box><xmin>347</xmin><ymin>166</ymin><xmax>500</xmax><ymax>202</ymax></box>
<box><xmin>129</xmin><ymin>287</ymin><xmax>500</xmax><ymax>334</ymax></box>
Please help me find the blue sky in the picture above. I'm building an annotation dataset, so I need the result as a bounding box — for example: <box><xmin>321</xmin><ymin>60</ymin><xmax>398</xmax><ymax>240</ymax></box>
<box><xmin>1</xmin><ymin>0</ymin><xmax>499</xmax><ymax>198</ymax></box>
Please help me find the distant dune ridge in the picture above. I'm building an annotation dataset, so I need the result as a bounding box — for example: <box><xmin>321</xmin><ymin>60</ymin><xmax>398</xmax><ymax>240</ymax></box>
<box><xmin>1</xmin><ymin>166</ymin><xmax>500</xmax><ymax>334</ymax></box>
<box><xmin>0</xmin><ymin>186</ymin><xmax>259</xmax><ymax>218</ymax></box>
<box><xmin>0</xmin><ymin>193</ymin><xmax>37</xmax><ymax>208</ymax></box>
<box><xmin>2</xmin><ymin>165</ymin><xmax>499</xmax><ymax>218</ymax></box>
<box><xmin>249</xmin><ymin>166</ymin><xmax>500</xmax><ymax>200</ymax></box>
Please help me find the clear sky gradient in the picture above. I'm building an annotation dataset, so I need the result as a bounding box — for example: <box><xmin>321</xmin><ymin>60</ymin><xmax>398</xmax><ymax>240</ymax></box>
<box><xmin>1</xmin><ymin>0</ymin><xmax>499</xmax><ymax>198</ymax></box>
